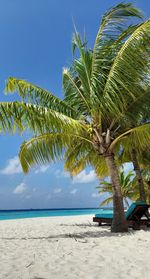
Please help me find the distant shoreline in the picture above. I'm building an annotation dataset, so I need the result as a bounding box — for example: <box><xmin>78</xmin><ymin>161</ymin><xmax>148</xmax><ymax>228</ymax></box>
<box><xmin>0</xmin><ymin>207</ymin><xmax>112</xmax><ymax>212</ymax></box>
<box><xmin>0</xmin><ymin>208</ymin><xmax>113</xmax><ymax>221</ymax></box>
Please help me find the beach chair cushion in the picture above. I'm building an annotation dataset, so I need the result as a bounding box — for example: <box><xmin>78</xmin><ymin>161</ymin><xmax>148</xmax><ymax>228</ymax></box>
<box><xmin>95</xmin><ymin>210</ymin><xmax>113</xmax><ymax>219</ymax></box>
<box><xmin>95</xmin><ymin>201</ymin><xmax>146</xmax><ymax>220</ymax></box>
<box><xmin>125</xmin><ymin>201</ymin><xmax>146</xmax><ymax>219</ymax></box>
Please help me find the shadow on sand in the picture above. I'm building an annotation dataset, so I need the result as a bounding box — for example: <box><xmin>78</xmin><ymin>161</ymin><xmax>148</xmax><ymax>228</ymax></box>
<box><xmin>1</xmin><ymin>223</ymin><xmax>149</xmax><ymax>241</ymax></box>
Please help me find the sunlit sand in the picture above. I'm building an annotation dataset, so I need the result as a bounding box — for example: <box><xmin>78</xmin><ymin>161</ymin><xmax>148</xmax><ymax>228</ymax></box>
<box><xmin>0</xmin><ymin>215</ymin><xmax>150</xmax><ymax>279</ymax></box>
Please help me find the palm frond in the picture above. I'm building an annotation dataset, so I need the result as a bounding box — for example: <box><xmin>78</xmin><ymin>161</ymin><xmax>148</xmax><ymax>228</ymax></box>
<box><xmin>98</xmin><ymin>170</ymin><xmax>138</xmax><ymax>206</ymax></box>
<box><xmin>111</xmin><ymin>123</ymin><xmax>150</xmax><ymax>153</ymax></box>
<box><xmin>64</xmin><ymin>138</ymin><xmax>92</xmax><ymax>175</ymax></box>
<box><xmin>100</xmin><ymin>196</ymin><xmax>113</xmax><ymax>206</ymax></box>
<box><xmin>103</xmin><ymin>20</ymin><xmax>150</xmax><ymax>116</ymax></box>
<box><xmin>63</xmin><ymin>67</ymin><xmax>91</xmax><ymax>115</ymax></box>
<box><xmin>88</xmin><ymin>151</ymin><xmax>108</xmax><ymax>179</ymax></box>
<box><xmin>97</xmin><ymin>182</ymin><xmax>112</xmax><ymax>193</ymax></box>
<box><xmin>72</xmin><ymin>32</ymin><xmax>92</xmax><ymax>94</ymax></box>
<box><xmin>111</xmin><ymin>86</ymin><xmax>150</xmax><ymax>131</ymax></box>
<box><xmin>64</xmin><ymin>137</ymin><xmax>108</xmax><ymax>178</ymax></box>
<box><xmin>91</xmin><ymin>24</ymin><xmax>142</xmax><ymax>100</ymax></box>
<box><xmin>19</xmin><ymin>134</ymin><xmax>67</xmax><ymax>173</ymax></box>
<box><xmin>0</xmin><ymin>102</ymin><xmax>84</xmax><ymax>134</ymax></box>
<box><xmin>5</xmin><ymin>77</ymin><xmax>78</xmax><ymax>118</ymax></box>
<box><xmin>91</xmin><ymin>3</ymin><xmax>143</xmax><ymax>93</ymax></box>
<box><xmin>19</xmin><ymin>132</ymin><xmax>92</xmax><ymax>173</ymax></box>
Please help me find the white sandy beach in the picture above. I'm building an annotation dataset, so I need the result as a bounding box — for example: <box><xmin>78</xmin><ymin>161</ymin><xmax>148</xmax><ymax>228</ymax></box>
<box><xmin>0</xmin><ymin>215</ymin><xmax>150</xmax><ymax>279</ymax></box>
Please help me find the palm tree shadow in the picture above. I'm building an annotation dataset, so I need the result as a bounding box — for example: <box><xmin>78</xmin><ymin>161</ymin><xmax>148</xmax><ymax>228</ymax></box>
<box><xmin>59</xmin><ymin>222</ymin><xmax>95</xmax><ymax>228</ymax></box>
<box><xmin>1</xmin><ymin>223</ymin><xmax>149</xmax><ymax>241</ymax></box>
<box><xmin>2</xmin><ymin>225</ymin><xmax>148</xmax><ymax>241</ymax></box>
<box><xmin>0</xmin><ymin>231</ymin><xmax>127</xmax><ymax>240</ymax></box>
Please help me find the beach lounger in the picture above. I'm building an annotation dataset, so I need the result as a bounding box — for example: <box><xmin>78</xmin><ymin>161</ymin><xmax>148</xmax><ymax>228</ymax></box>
<box><xmin>93</xmin><ymin>201</ymin><xmax>150</xmax><ymax>230</ymax></box>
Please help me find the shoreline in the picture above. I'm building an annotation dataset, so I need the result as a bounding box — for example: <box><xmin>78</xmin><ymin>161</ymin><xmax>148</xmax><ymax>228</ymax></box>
<box><xmin>0</xmin><ymin>207</ymin><xmax>101</xmax><ymax>211</ymax></box>
<box><xmin>0</xmin><ymin>215</ymin><xmax>150</xmax><ymax>279</ymax></box>
<box><xmin>0</xmin><ymin>208</ymin><xmax>111</xmax><ymax>221</ymax></box>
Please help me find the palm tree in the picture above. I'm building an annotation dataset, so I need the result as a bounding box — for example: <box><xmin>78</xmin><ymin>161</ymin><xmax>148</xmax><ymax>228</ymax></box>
<box><xmin>119</xmin><ymin>148</ymin><xmax>150</xmax><ymax>202</ymax></box>
<box><xmin>131</xmin><ymin>169</ymin><xmax>150</xmax><ymax>204</ymax></box>
<box><xmin>1</xmin><ymin>3</ymin><xmax>150</xmax><ymax>232</ymax></box>
<box><xmin>142</xmin><ymin>170</ymin><xmax>150</xmax><ymax>204</ymax></box>
<box><xmin>97</xmin><ymin>171</ymin><xmax>138</xmax><ymax>208</ymax></box>
<box><xmin>130</xmin><ymin>149</ymin><xmax>146</xmax><ymax>201</ymax></box>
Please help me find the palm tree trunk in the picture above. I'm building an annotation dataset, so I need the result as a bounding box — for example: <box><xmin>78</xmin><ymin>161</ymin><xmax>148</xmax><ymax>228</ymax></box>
<box><xmin>105</xmin><ymin>153</ymin><xmax>128</xmax><ymax>232</ymax></box>
<box><xmin>131</xmin><ymin>149</ymin><xmax>146</xmax><ymax>202</ymax></box>
<box><xmin>147</xmin><ymin>181</ymin><xmax>150</xmax><ymax>204</ymax></box>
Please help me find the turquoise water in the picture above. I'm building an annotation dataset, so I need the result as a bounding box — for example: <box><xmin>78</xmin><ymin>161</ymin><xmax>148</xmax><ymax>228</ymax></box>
<box><xmin>0</xmin><ymin>208</ymin><xmax>113</xmax><ymax>221</ymax></box>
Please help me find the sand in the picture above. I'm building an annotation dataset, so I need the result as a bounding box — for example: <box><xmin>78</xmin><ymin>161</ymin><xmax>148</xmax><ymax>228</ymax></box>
<box><xmin>0</xmin><ymin>215</ymin><xmax>150</xmax><ymax>279</ymax></box>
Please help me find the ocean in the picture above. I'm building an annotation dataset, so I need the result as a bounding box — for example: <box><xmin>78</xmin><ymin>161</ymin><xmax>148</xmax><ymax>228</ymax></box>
<box><xmin>0</xmin><ymin>208</ymin><xmax>113</xmax><ymax>221</ymax></box>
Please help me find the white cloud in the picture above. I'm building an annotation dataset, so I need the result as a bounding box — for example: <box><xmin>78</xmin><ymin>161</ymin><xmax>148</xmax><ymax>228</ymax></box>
<box><xmin>72</xmin><ymin>170</ymin><xmax>97</xmax><ymax>184</ymax></box>
<box><xmin>54</xmin><ymin>188</ymin><xmax>62</xmax><ymax>194</ymax></box>
<box><xmin>92</xmin><ymin>193</ymin><xmax>100</xmax><ymax>198</ymax></box>
<box><xmin>13</xmin><ymin>182</ymin><xmax>26</xmax><ymax>194</ymax></box>
<box><xmin>35</xmin><ymin>165</ymin><xmax>49</xmax><ymax>174</ymax></box>
<box><xmin>122</xmin><ymin>163</ymin><xmax>134</xmax><ymax>173</ymax></box>
<box><xmin>55</xmin><ymin>169</ymin><xmax>70</xmax><ymax>178</ymax></box>
<box><xmin>63</xmin><ymin>172</ymin><xmax>70</xmax><ymax>178</ymax></box>
<box><xmin>70</xmin><ymin>188</ymin><xmax>77</xmax><ymax>195</ymax></box>
<box><xmin>0</xmin><ymin>156</ymin><xmax>22</xmax><ymax>175</ymax></box>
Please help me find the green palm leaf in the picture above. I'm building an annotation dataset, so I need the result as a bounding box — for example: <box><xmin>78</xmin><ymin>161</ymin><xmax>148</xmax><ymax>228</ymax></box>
<box><xmin>5</xmin><ymin>77</ymin><xmax>78</xmax><ymax>118</ymax></box>
<box><xmin>63</xmin><ymin>68</ymin><xmax>91</xmax><ymax>114</ymax></box>
<box><xmin>72</xmin><ymin>32</ymin><xmax>92</xmax><ymax>94</ymax></box>
<box><xmin>0</xmin><ymin>102</ymin><xmax>84</xmax><ymax>134</ymax></box>
<box><xmin>91</xmin><ymin>3</ymin><xmax>143</xmax><ymax>93</ymax></box>
<box><xmin>100</xmin><ymin>196</ymin><xmax>113</xmax><ymax>207</ymax></box>
<box><xmin>103</xmin><ymin>20</ymin><xmax>150</xmax><ymax>116</ymax></box>
<box><xmin>111</xmin><ymin>123</ymin><xmax>150</xmax><ymax>153</ymax></box>
<box><xmin>19</xmin><ymin>132</ymin><xmax>92</xmax><ymax>173</ymax></box>
<box><xmin>19</xmin><ymin>133</ymin><xmax>70</xmax><ymax>173</ymax></box>
<box><xmin>97</xmin><ymin>171</ymin><xmax>137</xmax><ymax>206</ymax></box>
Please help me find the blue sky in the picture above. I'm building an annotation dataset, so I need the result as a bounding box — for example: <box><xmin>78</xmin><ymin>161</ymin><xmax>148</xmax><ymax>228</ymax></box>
<box><xmin>0</xmin><ymin>0</ymin><xmax>149</xmax><ymax>209</ymax></box>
